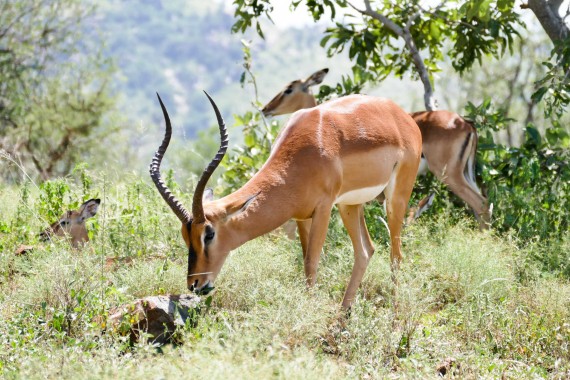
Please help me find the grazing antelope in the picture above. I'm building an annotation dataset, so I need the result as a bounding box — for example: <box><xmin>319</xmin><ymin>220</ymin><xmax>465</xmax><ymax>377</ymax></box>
<box><xmin>39</xmin><ymin>198</ymin><xmax>101</xmax><ymax>248</ymax></box>
<box><xmin>262</xmin><ymin>69</ymin><xmax>491</xmax><ymax>229</ymax></box>
<box><xmin>150</xmin><ymin>92</ymin><xmax>421</xmax><ymax>308</ymax></box>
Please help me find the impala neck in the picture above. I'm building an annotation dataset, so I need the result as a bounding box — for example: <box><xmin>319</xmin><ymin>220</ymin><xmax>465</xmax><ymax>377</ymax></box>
<box><xmin>220</xmin><ymin>170</ymin><xmax>294</xmax><ymax>250</ymax></box>
<box><xmin>304</xmin><ymin>94</ymin><xmax>317</xmax><ymax>109</ymax></box>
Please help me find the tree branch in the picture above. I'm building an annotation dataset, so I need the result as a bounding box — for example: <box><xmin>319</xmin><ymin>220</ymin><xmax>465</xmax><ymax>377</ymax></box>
<box><xmin>525</xmin><ymin>0</ymin><xmax>569</xmax><ymax>42</ymax></box>
<box><xmin>350</xmin><ymin>0</ymin><xmax>437</xmax><ymax>110</ymax></box>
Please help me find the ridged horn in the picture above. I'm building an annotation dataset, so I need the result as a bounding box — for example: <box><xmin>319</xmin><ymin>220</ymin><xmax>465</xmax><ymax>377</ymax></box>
<box><xmin>149</xmin><ymin>93</ymin><xmax>192</xmax><ymax>224</ymax></box>
<box><xmin>192</xmin><ymin>91</ymin><xmax>229</xmax><ymax>224</ymax></box>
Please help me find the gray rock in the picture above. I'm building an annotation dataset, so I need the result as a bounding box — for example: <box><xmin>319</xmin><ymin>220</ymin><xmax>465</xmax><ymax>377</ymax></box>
<box><xmin>108</xmin><ymin>294</ymin><xmax>201</xmax><ymax>344</ymax></box>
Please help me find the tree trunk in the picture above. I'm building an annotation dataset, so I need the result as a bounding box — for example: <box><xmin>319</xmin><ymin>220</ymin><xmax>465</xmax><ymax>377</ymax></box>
<box><xmin>525</xmin><ymin>0</ymin><xmax>569</xmax><ymax>42</ymax></box>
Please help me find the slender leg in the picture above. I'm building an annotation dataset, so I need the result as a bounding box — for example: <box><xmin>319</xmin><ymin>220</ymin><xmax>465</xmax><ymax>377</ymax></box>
<box><xmin>296</xmin><ymin>219</ymin><xmax>312</xmax><ymax>259</ymax></box>
<box><xmin>444</xmin><ymin>176</ymin><xmax>490</xmax><ymax>229</ymax></box>
<box><xmin>406</xmin><ymin>193</ymin><xmax>435</xmax><ymax>224</ymax></box>
<box><xmin>338</xmin><ymin>204</ymin><xmax>375</xmax><ymax>309</ymax></box>
<box><xmin>435</xmin><ymin>133</ymin><xmax>490</xmax><ymax>229</ymax></box>
<box><xmin>384</xmin><ymin>160</ymin><xmax>418</xmax><ymax>269</ymax></box>
<box><xmin>359</xmin><ymin>207</ymin><xmax>375</xmax><ymax>256</ymax></box>
<box><xmin>280</xmin><ymin>220</ymin><xmax>297</xmax><ymax>240</ymax></box>
<box><xmin>303</xmin><ymin>204</ymin><xmax>332</xmax><ymax>287</ymax></box>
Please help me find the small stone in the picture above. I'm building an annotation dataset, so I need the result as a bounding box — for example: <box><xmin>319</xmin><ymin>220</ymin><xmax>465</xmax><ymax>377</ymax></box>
<box><xmin>107</xmin><ymin>294</ymin><xmax>201</xmax><ymax>344</ymax></box>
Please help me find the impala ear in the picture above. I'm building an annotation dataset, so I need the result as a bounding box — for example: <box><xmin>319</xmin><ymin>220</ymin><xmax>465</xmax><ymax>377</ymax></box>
<box><xmin>226</xmin><ymin>192</ymin><xmax>259</xmax><ymax>220</ymax></box>
<box><xmin>79</xmin><ymin>199</ymin><xmax>101</xmax><ymax>220</ymax></box>
<box><xmin>203</xmin><ymin>188</ymin><xmax>214</xmax><ymax>202</ymax></box>
<box><xmin>305</xmin><ymin>68</ymin><xmax>329</xmax><ymax>87</ymax></box>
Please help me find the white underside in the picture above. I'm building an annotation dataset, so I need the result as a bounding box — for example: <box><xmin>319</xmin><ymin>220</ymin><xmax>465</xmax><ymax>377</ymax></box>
<box><xmin>335</xmin><ymin>182</ymin><xmax>388</xmax><ymax>205</ymax></box>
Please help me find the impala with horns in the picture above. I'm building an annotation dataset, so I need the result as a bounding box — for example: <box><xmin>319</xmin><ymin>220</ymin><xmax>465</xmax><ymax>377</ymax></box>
<box><xmin>262</xmin><ymin>68</ymin><xmax>491</xmax><ymax>229</ymax></box>
<box><xmin>39</xmin><ymin>198</ymin><xmax>101</xmax><ymax>247</ymax></box>
<box><xmin>150</xmin><ymin>92</ymin><xmax>421</xmax><ymax>308</ymax></box>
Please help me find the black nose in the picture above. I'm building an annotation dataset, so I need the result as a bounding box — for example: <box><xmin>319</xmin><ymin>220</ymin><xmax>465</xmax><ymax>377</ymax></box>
<box><xmin>189</xmin><ymin>279</ymin><xmax>198</xmax><ymax>292</ymax></box>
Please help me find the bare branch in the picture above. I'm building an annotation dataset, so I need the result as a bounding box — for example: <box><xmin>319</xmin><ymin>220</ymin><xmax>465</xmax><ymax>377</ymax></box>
<box><xmin>349</xmin><ymin>0</ymin><xmax>437</xmax><ymax>110</ymax></box>
<box><xmin>405</xmin><ymin>9</ymin><xmax>422</xmax><ymax>31</ymax></box>
<box><xmin>355</xmin><ymin>0</ymin><xmax>403</xmax><ymax>36</ymax></box>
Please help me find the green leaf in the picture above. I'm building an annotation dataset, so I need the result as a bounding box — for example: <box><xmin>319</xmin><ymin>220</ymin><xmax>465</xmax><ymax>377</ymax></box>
<box><xmin>429</xmin><ymin>22</ymin><xmax>440</xmax><ymax>40</ymax></box>
<box><xmin>526</xmin><ymin>126</ymin><xmax>542</xmax><ymax>147</ymax></box>
<box><xmin>255</xmin><ymin>21</ymin><xmax>265</xmax><ymax>39</ymax></box>
<box><xmin>478</xmin><ymin>0</ymin><xmax>492</xmax><ymax>22</ymax></box>
<box><xmin>466</xmin><ymin>3</ymin><xmax>479</xmax><ymax>20</ymax></box>
<box><xmin>531</xmin><ymin>86</ymin><xmax>548</xmax><ymax>103</ymax></box>
<box><xmin>497</xmin><ymin>0</ymin><xmax>513</xmax><ymax>11</ymax></box>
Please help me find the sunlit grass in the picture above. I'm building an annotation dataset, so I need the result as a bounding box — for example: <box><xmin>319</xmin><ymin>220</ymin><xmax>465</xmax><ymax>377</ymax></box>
<box><xmin>1</xmin><ymin>175</ymin><xmax>569</xmax><ymax>379</ymax></box>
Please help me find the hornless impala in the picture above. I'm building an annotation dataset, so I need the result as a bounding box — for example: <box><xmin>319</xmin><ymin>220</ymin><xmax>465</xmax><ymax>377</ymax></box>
<box><xmin>150</xmin><ymin>92</ymin><xmax>421</xmax><ymax>308</ymax></box>
<box><xmin>16</xmin><ymin>198</ymin><xmax>101</xmax><ymax>255</ymax></box>
<box><xmin>39</xmin><ymin>198</ymin><xmax>101</xmax><ymax>247</ymax></box>
<box><xmin>262</xmin><ymin>68</ymin><xmax>491</xmax><ymax>229</ymax></box>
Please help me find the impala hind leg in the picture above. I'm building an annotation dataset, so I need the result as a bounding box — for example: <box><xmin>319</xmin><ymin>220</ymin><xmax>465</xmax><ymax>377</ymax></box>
<box><xmin>444</xmin><ymin>176</ymin><xmax>490</xmax><ymax>229</ymax></box>
<box><xmin>303</xmin><ymin>204</ymin><xmax>332</xmax><ymax>287</ymax></box>
<box><xmin>338</xmin><ymin>204</ymin><xmax>375</xmax><ymax>309</ymax></box>
<box><xmin>443</xmin><ymin>133</ymin><xmax>491</xmax><ymax>229</ymax></box>
<box><xmin>384</xmin><ymin>162</ymin><xmax>418</xmax><ymax>269</ymax></box>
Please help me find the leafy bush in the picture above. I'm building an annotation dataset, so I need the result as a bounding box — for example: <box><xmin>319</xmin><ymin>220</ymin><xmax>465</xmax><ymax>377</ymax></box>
<box><xmin>220</xmin><ymin>41</ymin><xmax>281</xmax><ymax>194</ymax></box>
<box><xmin>466</xmin><ymin>99</ymin><xmax>570</xmax><ymax>241</ymax></box>
<box><xmin>532</xmin><ymin>36</ymin><xmax>570</xmax><ymax>119</ymax></box>
<box><xmin>220</xmin><ymin>111</ymin><xmax>280</xmax><ymax>194</ymax></box>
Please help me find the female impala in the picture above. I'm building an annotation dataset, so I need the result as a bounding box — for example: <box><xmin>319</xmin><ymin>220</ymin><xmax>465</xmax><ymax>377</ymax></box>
<box><xmin>39</xmin><ymin>198</ymin><xmax>101</xmax><ymax>247</ymax></box>
<box><xmin>15</xmin><ymin>199</ymin><xmax>100</xmax><ymax>256</ymax></box>
<box><xmin>150</xmin><ymin>92</ymin><xmax>421</xmax><ymax>308</ymax></box>
<box><xmin>262</xmin><ymin>69</ymin><xmax>491</xmax><ymax>228</ymax></box>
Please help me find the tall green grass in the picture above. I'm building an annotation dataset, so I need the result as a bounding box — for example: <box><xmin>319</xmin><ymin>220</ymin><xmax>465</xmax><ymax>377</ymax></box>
<box><xmin>1</xmin><ymin>171</ymin><xmax>569</xmax><ymax>379</ymax></box>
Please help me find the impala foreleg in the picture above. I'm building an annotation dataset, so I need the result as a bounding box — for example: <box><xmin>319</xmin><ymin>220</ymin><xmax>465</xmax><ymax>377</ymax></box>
<box><xmin>296</xmin><ymin>219</ymin><xmax>312</xmax><ymax>259</ymax></box>
<box><xmin>338</xmin><ymin>204</ymin><xmax>375</xmax><ymax>309</ymax></box>
<box><xmin>303</xmin><ymin>204</ymin><xmax>332</xmax><ymax>287</ymax></box>
<box><xmin>280</xmin><ymin>220</ymin><xmax>298</xmax><ymax>240</ymax></box>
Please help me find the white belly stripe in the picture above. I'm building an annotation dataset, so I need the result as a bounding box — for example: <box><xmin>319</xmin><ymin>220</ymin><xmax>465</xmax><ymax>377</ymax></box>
<box><xmin>335</xmin><ymin>183</ymin><xmax>388</xmax><ymax>205</ymax></box>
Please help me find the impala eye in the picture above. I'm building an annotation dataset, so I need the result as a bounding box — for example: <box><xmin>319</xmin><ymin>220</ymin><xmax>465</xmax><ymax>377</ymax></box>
<box><xmin>284</xmin><ymin>87</ymin><xmax>293</xmax><ymax>95</ymax></box>
<box><xmin>59</xmin><ymin>220</ymin><xmax>68</xmax><ymax>226</ymax></box>
<box><xmin>205</xmin><ymin>226</ymin><xmax>215</xmax><ymax>243</ymax></box>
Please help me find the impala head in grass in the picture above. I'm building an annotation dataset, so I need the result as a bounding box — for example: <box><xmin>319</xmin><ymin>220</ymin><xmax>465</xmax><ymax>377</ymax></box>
<box><xmin>39</xmin><ymin>198</ymin><xmax>100</xmax><ymax>248</ymax></box>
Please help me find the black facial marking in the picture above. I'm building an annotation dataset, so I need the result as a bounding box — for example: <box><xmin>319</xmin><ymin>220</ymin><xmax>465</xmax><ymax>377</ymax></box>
<box><xmin>186</xmin><ymin>222</ymin><xmax>197</xmax><ymax>271</ymax></box>
<box><xmin>204</xmin><ymin>225</ymin><xmax>215</xmax><ymax>243</ymax></box>
<box><xmin>188</xmin><ymin>245</ymin><xmax>198</xmax><ymax>270</ymax></box>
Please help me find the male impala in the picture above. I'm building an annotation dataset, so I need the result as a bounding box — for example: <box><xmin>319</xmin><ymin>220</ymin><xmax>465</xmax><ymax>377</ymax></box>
<box><xmin>39</xmin><ymin>198</ymin><xmax>101</xmax><ymax>247</ymax></box>
<box><xmin>262</xmin><ymin>68</ymin><xmax>491</xmax><ymax>228</ymax></box>
<box><xmin>150</xmin><ymin>92</ymin><xmax>421</xmax><ymax>308</ymax></box>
